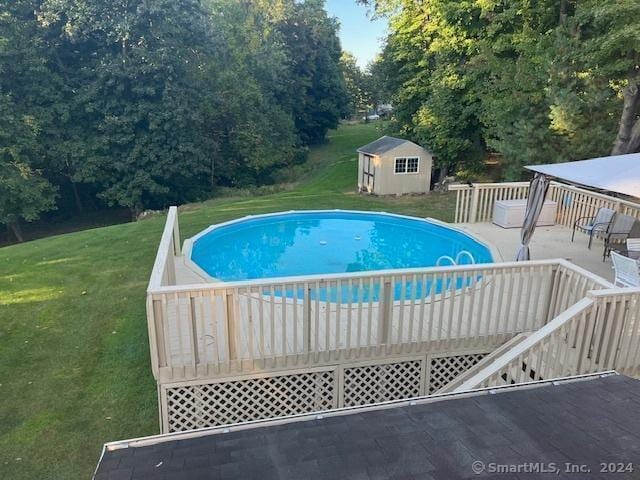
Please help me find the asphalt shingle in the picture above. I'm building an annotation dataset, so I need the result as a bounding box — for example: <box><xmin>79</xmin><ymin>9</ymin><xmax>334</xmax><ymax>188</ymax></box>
<box><xmin>357</xmin><ymin>136</ymin><xmax>418</xmax><ymax>155</ymax></box>
<box><xmin>95</xmin><ymin>375</ymin><xmax>640</xmax><ymax>480</ymax></box>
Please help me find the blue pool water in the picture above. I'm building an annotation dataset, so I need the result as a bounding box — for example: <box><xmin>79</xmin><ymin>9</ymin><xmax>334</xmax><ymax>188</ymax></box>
<box><xmin>190</xmin><ymin>211</ymin><xmax>493</xmax><ymax>293</ymax></box>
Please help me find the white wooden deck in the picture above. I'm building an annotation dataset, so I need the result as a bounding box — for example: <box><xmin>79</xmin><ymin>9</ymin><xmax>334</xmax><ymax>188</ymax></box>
<box><xmin>154</xmin><ymin>206</ymin><xmax>617</xmax><ymax>380</ymax></box>
<box><xmin>458</xmin><ymin>223</ymin><xmax>615</xmax><ymax>282</ymax></box>
<box><xmin>175</xmin><ymin>256</ymin><xmax>209</xmax><ymax>284</ymax></box>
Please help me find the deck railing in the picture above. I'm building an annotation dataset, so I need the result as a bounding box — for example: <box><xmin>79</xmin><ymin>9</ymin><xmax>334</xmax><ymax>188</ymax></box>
<box><xmin>453</xmin><ymin>287</ymin><xmax>640</xmax><ymax>390</ymax></box>
<box><xmin>146</xmin><ymin>208</ymin><xmax>638</xmax><ymax>433</ymax></box>
<box><xmin>148</xmin><ymin>206</ymin><xmax>181</xmax><ymax>289</ymax></box>
<box><xmin>147</xmin><ymin>206</ymin><xmax>181</xmax><ymax>377</ymax></box>
<box><xmin>450</xmin><ymin>181</ymin><xmax>640</xmax><ymax>225</ymax></box>
<box><xmin>146</xmin><ymin>255</ymin><xmax>610</xmax><ymax>382</ymax></box>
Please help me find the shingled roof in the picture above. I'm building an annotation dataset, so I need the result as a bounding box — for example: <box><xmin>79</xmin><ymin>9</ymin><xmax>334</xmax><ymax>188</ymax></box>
<box><xmin>357</xmin><ymin>136</ymin><xmax>422</xmax><ymax>155</ymax></box>
<box><xmin>94</xmin><ymin>373</ymin><xmax>640</xmax><ymax>480</ymax></box>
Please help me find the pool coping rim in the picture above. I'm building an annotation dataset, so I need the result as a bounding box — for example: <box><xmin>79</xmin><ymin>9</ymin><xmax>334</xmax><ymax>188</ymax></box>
<box><xmin>181</xmin><ymin>209</ymin><xmax>503</xmax><ymax>285</ymax></box>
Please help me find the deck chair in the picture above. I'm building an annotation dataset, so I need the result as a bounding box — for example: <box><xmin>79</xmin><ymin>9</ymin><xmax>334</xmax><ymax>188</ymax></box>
<box><xmin>603</xmin><ymin>215</ymin><xmax>639</xmax><ymax>260</ymax></box>
<box><xmin>611</xmin><ymin>251</ymin><xmax>640</xmax><ymax>287</ymax></box>
<box><xmin>627</xmin><ymin>237</ymin><xmax>640</xmax><ymax>253</ymax></box>
<box><xmin>572</xmin><ymin>207</ymin><xmax>616</xmax><ymax>249</ymax></box>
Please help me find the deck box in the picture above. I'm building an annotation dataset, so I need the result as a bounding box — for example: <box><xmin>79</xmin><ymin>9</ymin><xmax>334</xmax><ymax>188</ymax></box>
<box><xmin>492</xmin><ymin>199</ymin><xmax>557</xmax><ymax>228</ymax></box>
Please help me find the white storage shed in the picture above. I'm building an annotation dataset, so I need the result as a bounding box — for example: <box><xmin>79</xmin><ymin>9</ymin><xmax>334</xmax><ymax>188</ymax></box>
<box><xmin>357</xmin><ymin>136</ymin><xmax>433</xmax><ymax>195</ymax></box>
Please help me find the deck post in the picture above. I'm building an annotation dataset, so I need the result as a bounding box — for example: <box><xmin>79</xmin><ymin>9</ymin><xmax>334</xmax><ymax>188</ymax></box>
<box><xmin>379</xmin><ymin>280</ymin><xmax>392</xmax><ymax>346</ymax></box>
<box><xmin>149</xmin><ymin>298</ymin><xmax>167</xmax><ymax>372</ymax></box>
<box><xmin>171</xmin><ymin>207</ymin><xmax>182</xmax><ymax>257</ymax></box>
<box><xmin>303</xmin><ymin>286</ymin><xmax>311</xmax><ymax>354</ymax></box>
<box><xmin>543</xmin><ymin>265</ymin><xmax>559</xmax><ymax>323</ymax></box>
<box><xmin>469</xmin><ymin>184</ymin><xmax>479</xmax><ymax>223</ymax></box>
<box><xmin>226</xmin><ymin>292</ymin><xmax>237</xmax><ymax>362</ymax></box>
<box><xmin>166</xmin><ymin>250</ymin><xmax>176</xmax><ymax>285</ymax></box>
<box><xmin>190</xmin><ymin>296</ymin><xmax>200</xmax><ymax>367</ymax></box>
<box><xmin>613</xmin><ymin>200</ymin><xmax>623</xmax><ymax>215</ymax></box>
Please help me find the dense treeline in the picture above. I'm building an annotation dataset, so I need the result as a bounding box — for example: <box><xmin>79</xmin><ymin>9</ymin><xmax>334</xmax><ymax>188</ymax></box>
<box><xmin>340</xmin><ymin>51</ymin><xmax>387</xmax><ymax>117</ymax></box>
<box><xmin>366</xmin><ymin>0</ymin><xmax>640</xmax><ymax>181</ymax></box>
<box><xmin>0</xmin><ymin>0</ymin><xmax>348</xmax><ymax>240</ymax></box>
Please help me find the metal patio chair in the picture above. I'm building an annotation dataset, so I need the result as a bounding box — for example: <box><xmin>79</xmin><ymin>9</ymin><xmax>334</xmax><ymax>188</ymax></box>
<box><xmin>611</xmin><ymin>251</ymin><xmax>640</xmax><ymax>287</ymax></box>
<box><xmin>572</xmin><ymin>207</ymin><xmax>616</xmax><ymax>249</ymax></box>
<box><xmin>627</xmin><ymin>237</ymin><xmax>640</xmax><ymax>254</ymax></box>
<box><xmin>603</xmin><ymin>215</ymin><xmax>639</xmax><ymax>261</ymax></box>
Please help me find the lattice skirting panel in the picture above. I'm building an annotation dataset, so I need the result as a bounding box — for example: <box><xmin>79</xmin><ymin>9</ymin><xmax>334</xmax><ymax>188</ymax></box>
<box><xmin>342</xmin><ymin>359</ymin><xmax>423</xmax><ymax>407</ymax></box>
<box><xmin>160</xmin><ymin>351</ymin><xmax>490</xmax><ymax>433</ymax></box>
<box><xmin>162</xmin><ymin>369</ymin><xmax>336</xmax><ymax>433</ymax></box>
<box><xmin>428</xmin><ymin>353</ymin><xmax>487</xmax><ymax>393</ymax></box>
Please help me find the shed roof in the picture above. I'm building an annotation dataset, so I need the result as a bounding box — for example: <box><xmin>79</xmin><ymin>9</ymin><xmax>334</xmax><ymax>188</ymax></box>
<box><xmin>94</xmin><ymin>373</ymin><xmax>640</xmax><ymax>480</ymax></box>
<box><xmin>357</xmin><ymin>135</ymin><xmax>423</xmax><ymax>155</ymax></box>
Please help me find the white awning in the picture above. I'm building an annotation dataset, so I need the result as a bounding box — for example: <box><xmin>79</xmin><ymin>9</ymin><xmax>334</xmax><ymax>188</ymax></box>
<box><xmin>525</xmin><ymin>153</ymin><xmax>640</xmax><ymax>199</ymax></box>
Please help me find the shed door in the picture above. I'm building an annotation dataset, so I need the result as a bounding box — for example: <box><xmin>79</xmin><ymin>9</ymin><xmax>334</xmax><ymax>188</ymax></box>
<box><xmin>362</xmin><ymin>154</ymin><xmax>375</xmax><ymax>192</ymax></box>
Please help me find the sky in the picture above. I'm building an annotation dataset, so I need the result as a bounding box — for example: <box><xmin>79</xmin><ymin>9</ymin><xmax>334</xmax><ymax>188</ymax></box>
<box><xmin>325</xmin><ymin>0</ymin><xmax>388</xmax><ymax>69</ymax></box>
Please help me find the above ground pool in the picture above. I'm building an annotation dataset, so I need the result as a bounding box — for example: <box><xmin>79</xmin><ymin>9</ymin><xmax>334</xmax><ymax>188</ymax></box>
<box><xmin>188</xmin><ymin>210</ymin><xmax>493</xmax><ymax>283</ymax></box>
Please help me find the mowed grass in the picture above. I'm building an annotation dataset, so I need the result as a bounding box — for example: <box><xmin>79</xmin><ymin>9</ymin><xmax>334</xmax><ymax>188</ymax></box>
<box><xmin>0</xmin><ymin>123</ymin><xmax>455</xmax><ymax>479</ymax></box>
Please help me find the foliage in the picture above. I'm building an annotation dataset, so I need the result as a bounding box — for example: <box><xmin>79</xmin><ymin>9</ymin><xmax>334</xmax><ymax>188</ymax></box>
<box><xmin>340</xmin><ymin>51</ymin><xmax>373</xmax><ymax>116</ymax></box>
<box><xmin>276</xmin><ymin>0</ymin><xmax>349</xmax><ymax>144</ymax></box>
<box><xmin>470</xmin><ymin>0</ymin><xmax>619</xmax><ymax>178</ymax></box>
<box><xmin>0</xmin><ymin>161</ymin><xmax>57</xmax><ymax>232</ymax></box>
<box><xmin>573</xmin><ymin>0</ymin><xmax>640</xmax><ymax>155</ymax></box>
<box><xmin>366</xmin><ymin>54</ymin><xmax>393</xmax><ymax>108</ymax></box>
<box><xmin>371</xmin><ymin>0</ymin><xmax>486</xmax><ymax>176</ymax></box>
<box><xmin>340</xmin><ymin>51</ymin><xmax>391</xmax><ymax>118</ymax></box>
<box><xmin>36</xmin><ymin>0</ymin><xmax>220</xmax><ymax>214</ymax></box>
<box><xmin>0</xmin><ymin>0</ymin><xmax>348</xmax><ymax>232</ymax></box>
<box><xmin>368</xmin><ymin>0</ymin><xmax>635</xmax><ymax>180</ymax></box>
<box><xmin>0</xmin><ymin>2</ymin><xmax>58</xmax><ymax>236</ymax></box>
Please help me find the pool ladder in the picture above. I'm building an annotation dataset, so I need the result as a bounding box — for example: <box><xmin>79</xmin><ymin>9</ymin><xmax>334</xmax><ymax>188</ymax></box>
<box><xmin>436</xmin><ymin>250</ymin><xmax>476</xmax><ymax>267</ymax></box>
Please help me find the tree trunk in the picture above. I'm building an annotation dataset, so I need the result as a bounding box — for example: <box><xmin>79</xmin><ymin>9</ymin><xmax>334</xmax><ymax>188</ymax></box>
<box><xmin>437</xmin><ymin>164</ymin><xmax>449</xmax><ymax>183</ymax></box>
<box><xmin>210</xmin><ymin>157</ymin><xmax>215</xmax><ymax>189</ymax></box>
<box><xmin>70</xmin><ymin>180</ymin><xmax>84</xmax><ymax>213</ymax></box>
<box><xmin>626</xmin><ymin>117</ymin><xmax>640</xmax><ymax>153</ymax></box>
<box><xmin>558</xmin><ymin>0</ymin><xmax>568</xmax><ymax>26</ymax></box>
<box><xmin>8</xmin><ymin>220</ymin><xmax>24</xmax><ymax>242</ymax></box>
<box><xmin>611</xmin><ymin>68</ymin><xmax>640</xmax><ymax>155</ymax></box>
<box><xmin>132</xmin><ymin>201</ymin><xmax>144</xmax><ymax>221</ymax></box>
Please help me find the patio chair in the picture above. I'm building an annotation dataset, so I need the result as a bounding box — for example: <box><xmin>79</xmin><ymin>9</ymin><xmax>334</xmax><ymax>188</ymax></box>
<box><xmin>571</xmin><ymin>207</ymin><xmax>616</xmax><ymax>249</ymax></box>
<box><xmin>627</xmin><ymin>237</ymin><xmax>640</xmax><ymax>253</ymax></box>
<box><xmin>611</xmin><ymin>251</ymin><xmax>640</xmax><ymax>287</ymax></box>
<box><xmin>603</xmin><ymin>214</ymin><xmax>639</xmax><ymax>261</ymax></box>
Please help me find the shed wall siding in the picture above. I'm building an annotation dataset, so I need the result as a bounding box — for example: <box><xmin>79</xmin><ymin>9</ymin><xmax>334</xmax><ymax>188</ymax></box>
<box><xmin>374</xmin><ymin>144</ymin><xmax>432</xmax><ymax>195</ymax></box>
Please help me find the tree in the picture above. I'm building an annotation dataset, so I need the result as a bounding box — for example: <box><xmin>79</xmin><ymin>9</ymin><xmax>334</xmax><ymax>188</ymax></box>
<box><xmin>0</xmin><ymin>0</ymin><xmax>350</xmax><ymax>228</ymax></box>
<box><xmin>472</xmin><ymin>0</ymin><xmax>619</xmax><ymax>177</ymax></box>
<box><xmin>277</xmin><ymin>0</ymin><xmax>349</xmax><ymax>144</ymax></box>
<box><xmin>368</xmin><ymin>0</ymin><xmax>486</xmax><ymax>178</ymax></box>
<box><xmin>0</xmin><ymin>0</ymin><xmax>58</xmax><ymax>239</ymax></box>
<box><xmin>38</xmin><ymin>0</ymin><xmax>219</xmax><ymax>215</ymax></box>
<box><xmin>470</xmin><ymin>1</ymin><xmax>564</xmax><ymax>178</ymax></box>
<box><xmin>367</xmin><ymin>55</ymin><xmax>392</xmax><ymax>109</ymax></box>
<box><xmin>340</xmin><ymin>51</ymin><xmax>373</xmax><ymax>117</ymax></box>
<box><xmin>0</xmin><ymin>161</ymin><xmax>57</xmax><ymax>242</ymax></box>
<box><xmin>572</xmin><ymin>1</ymin><xmax>640</xmax><ymax>155</ymax></box>
<box><xmin>204</xmin><ymin>0</ymin><xmax>298</xmax><ymax>187</ymax></box>
<box><xmin>368</xmin><ymin>0</ymin><xmax>630</xmax><ymax>180</ymax></box>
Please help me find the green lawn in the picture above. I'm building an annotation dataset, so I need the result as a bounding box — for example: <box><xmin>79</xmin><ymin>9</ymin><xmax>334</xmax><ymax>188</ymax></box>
<box><xmin>0</xmin><ymin>122</ymin><xmax>455</xmax><ymax>479</ymax></box>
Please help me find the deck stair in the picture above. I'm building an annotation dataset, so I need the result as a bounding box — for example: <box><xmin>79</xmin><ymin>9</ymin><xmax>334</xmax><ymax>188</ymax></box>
<box><xmin>503</xmin><ymin>336</ymin><xmax>588</xmax><ymax>385</ymax></box>
<box><xmin>436</xmin><ymin>333</ymin><xmax>531</xmax><ymax>393</ymax></box>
